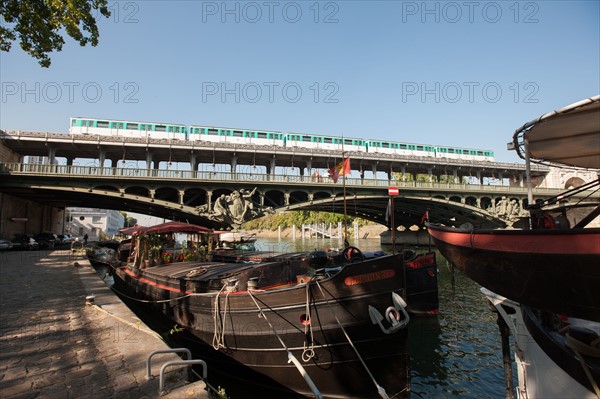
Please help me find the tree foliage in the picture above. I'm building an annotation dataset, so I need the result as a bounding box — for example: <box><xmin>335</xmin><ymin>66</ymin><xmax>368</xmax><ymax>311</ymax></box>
<box><xmin>243</xmin><ymin>211</ymin><xmax>371</xmax><ymax>231</ymax></box>
<box><xmin>119</xmin><ymin>211</ymin><xmax>137</xmax><ymax>227</ymax></box>
<box><xmin>1</xmin><ymin>0</ymin><xmax>111</xmax><ymax>67</ymax></box>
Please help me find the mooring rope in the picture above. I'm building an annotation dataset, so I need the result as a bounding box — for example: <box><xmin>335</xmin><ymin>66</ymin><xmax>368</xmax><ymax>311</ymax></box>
<box><xmin>565</xmin><ymin>333</ymin><xmax>600</xmax><ymax>398</ymax></box>
<box><xmin>212</xmin><ymin>282</ymin><xmax>230</xmax><ymax>350</ymax></box>
<box><xmin>315</xmin><ymin>280</ymin><xmax>391</xmax><ymax>399</ymax></box>
<box><xmin>247</xmin><ymin>289</ymin><xmax>323</xmax><ymax>399</ymax></box>
<box><xmin>302</xmin><ymin>281</ymin><xmax>316</xmax><ymax>362</ymax></box>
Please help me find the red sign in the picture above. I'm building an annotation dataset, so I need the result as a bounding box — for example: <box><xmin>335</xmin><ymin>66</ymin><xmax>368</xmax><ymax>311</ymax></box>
<box><xmin>388</xmin><ymin>186</ymin><xmax>399</xmax><ymax>196</ymax></box>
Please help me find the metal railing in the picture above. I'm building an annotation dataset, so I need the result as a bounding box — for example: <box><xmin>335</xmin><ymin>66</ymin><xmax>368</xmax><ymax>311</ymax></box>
<box><xmin>0</xmin><ymin>162</ymin><xmax>565</xmax><ymax>196</ymax></box>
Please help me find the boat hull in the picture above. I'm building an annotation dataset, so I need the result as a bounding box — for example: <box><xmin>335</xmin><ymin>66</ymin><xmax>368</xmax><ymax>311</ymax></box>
<box><xmin>427</xmin><ymin>225</ymin><xmax>600</xmax><ymax>321</ymax></box>
<box><xmin>113</xmin><ymin>253</ymin><xmax>413</xmax><ymax>398</ymax></box>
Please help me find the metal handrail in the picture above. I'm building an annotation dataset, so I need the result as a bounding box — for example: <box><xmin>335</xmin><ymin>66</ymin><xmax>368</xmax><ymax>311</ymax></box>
<box><xmin>146</xmin><ymin>348</ymin><xmax>192</xmax><ymax>380</ymax></box>
<box><xmin>0</xmin><ymin>162</ymin><xmax>571</xmax><ymax>196</ymax></box>
<box><xmin>158</xmin><ymin>359</ymin><xmax>208</xmax><ymax>396</ymax></box>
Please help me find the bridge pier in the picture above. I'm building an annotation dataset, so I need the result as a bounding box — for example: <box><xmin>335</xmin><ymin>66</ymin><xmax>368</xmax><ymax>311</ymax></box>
<box><xmin>190</xmin><ymin>153</ymin><xmax>198</xmax><ymax>172</ymax></box>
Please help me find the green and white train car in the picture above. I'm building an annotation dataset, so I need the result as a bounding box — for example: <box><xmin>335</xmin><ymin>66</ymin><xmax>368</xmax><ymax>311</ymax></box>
<box><xmin>69</xmin><ymin>117</ymin><xmax>188</xmax><ymax>140</ymax></box>
<box><xmin>188</xmin><ymin>125</ymin><xmax>284</xmax><ymax>146</ymax></box>
<box><xmin>284</xmin><ymin>133</ymin><xmax>366</xmax><ymax>152</ymax></box>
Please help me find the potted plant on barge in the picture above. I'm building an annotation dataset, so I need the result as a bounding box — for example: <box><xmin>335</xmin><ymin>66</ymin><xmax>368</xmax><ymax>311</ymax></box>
<box><xmin>162</xmin><ymin>251</ymin><xmax>174</xmax><ymax>263</ymax></box>
<box><xmin>183</xmin><ymin>251</ymin><xmax>196</xmax><ymax>262</ymax></box>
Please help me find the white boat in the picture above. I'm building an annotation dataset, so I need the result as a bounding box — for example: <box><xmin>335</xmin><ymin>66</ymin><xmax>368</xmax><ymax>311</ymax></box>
<box><xmin>217</xmin><ymin>231</ymin><xmax>257</xmax><ymax>244</ymax></box>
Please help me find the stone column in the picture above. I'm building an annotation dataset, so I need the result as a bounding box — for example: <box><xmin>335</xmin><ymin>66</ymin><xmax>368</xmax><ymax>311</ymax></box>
<box><xmin>98</xmin><ymin>149</ymin><xmax>106</xmax><ymax>168</ymax></box>
<box><xmin>190</xmin><ymin>153</ymin><xmax>197</xmax><ymax>172</ymax></box>
<box><xmin>231</xmin><ymin>156</ymin><xmax>237</xmax><ymax>178</ymax></box>
<box><xmin>146</xmin><ymin>152</ymin><xmax>153</xmax><ymax>169</ymax></box>
<box><xmin>270</xmin><ymin>158</ymin><xmax>277</xmax><ymax>180</ymax></box>
<box><xmin>47</xmin><ymin>147</ymin><xmax>56</xmax><ymax>165</ymax></box>
<box><xmin>206</xmin><ymin>191</ymin><xmax>213</xmax><ymax>211</ymax></box>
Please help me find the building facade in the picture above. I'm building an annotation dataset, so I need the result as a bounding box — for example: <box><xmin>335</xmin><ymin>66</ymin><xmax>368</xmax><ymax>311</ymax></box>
<box><xmin>67</xmin><ymin>208</ymin><xmax>124</xmax><ymax>241</ymax></box>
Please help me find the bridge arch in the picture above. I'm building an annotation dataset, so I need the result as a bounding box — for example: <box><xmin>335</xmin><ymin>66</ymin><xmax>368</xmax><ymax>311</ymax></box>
<box><xmin>155</xmin><ymin>187</ymin><xmax>179</xmax><ymax>203</ymax></box>
<box><xmin>125</xmin><ymin>186</ymin><xmax>150</xmax><ymax>197</ymax></box>
<box><xmin>289</xmin><ymin>191</ymin><xmax>309</xmax><ymax>205</ymax></box>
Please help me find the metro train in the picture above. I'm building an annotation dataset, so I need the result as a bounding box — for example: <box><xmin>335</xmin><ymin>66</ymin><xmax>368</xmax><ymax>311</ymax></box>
<box><xmin>69</xmin><ymin>117</ymin><xmax>495</xmax><ymax>162</ymax></box>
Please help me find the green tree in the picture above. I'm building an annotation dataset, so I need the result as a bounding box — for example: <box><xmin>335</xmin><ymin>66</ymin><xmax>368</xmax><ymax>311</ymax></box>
<box><xmin>119</xmin><ymin>211</ymin><xmax>137</xmax><ymax>227</ymax></box>
<box><xmin>1</xmin><ymin>0</ymin><xmax>111</xmax><ymax>67</ymax></box>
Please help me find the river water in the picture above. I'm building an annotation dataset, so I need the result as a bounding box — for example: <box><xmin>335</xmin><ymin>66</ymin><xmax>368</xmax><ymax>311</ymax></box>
<box><xmin>252</xmin><ymin>236</ymin><xmax>510</xmax><ymax>399</ymax></box>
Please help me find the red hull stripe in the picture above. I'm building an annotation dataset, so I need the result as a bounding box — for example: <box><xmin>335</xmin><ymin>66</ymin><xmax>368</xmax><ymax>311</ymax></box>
<box><xmin>428</xmin><ymin>228</ymin><xmax>600</xmax><ymax>255</ymax></box>
<box><xmin>123</xmin><ymin>268</ymin><xmax>193</xmax><ymax>294</ymax></box>
<box><xmin>122</xmin><ymin>268</ymin><xmax>297</xmax><ymax>296</ymax></box>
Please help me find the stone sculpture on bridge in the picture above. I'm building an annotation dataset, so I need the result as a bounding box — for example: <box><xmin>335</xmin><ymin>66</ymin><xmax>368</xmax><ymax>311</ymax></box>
<box><xmin>196</xmin><ymin>187</ymin><xmax>273</xmax><ymax>230</ymax></box>
<box><xmin>487</xmin><ymin>196</ymin><xmax>524</xmax><ymax>226</ymax></box>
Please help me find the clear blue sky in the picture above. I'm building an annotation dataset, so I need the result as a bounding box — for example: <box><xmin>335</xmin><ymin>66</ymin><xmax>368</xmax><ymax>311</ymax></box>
<box><xmin>1</xmin><ymin>0</ymin><xmax>599</xmax><ymax>163</ymax></box>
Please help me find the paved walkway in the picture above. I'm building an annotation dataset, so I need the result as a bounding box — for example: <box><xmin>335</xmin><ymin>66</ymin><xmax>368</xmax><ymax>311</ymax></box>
<box><xmin>0</xmin><ymin>249</ymin><xmax>209</xmax><ymax>399</ymax></box>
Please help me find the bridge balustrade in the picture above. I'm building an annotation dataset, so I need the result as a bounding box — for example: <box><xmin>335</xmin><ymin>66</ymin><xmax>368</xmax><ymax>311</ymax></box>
<box><xmin>0</xmin><ymin>162</ymin><xmax>566</xmax><ymax>196</ymax></box>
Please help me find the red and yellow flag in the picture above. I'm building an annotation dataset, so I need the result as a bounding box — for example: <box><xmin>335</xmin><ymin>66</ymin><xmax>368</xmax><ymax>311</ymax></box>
<box><xmin>328</xmin><ymin>157</ymin><xmax>350</xmax><ymax>183</ymax></box>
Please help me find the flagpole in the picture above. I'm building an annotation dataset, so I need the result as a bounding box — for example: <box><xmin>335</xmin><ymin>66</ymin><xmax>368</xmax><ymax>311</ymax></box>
<box><xmin>391</xmin><ymin>197</ymin><xmax>395</xmax><ymax>255</ymax></box>
<box><xmin>342</xmin><ymin>141</ymin><xmax>348</xmax><ymax>247</ymax></box>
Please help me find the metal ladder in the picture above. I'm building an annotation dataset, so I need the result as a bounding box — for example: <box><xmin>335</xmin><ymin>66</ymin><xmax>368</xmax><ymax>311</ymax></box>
<box><xmin>146</xmin><ymin>348</ymin><xmax>208</xmax><ymax>395</ymax></box>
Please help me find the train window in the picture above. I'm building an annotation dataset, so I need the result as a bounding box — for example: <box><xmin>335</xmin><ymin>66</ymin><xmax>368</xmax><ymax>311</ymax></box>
<box><xmin>416</xmin><ymin>145</ymin><xmax>423</xmax><ymax>151</ymax></box>
<box><xmin>257</xmin><ymin>132</ymin><xmax>267</xmax><ymax>139</ymax></box>
<box><xmin>111</xmin><ymin>122</ymin><xmax>124</xmax><ymax>129</ymax></box>
<box><xmin>97</xmin><ymin>121</ymin><xmax>109</xmax><ymax>128</ymax></box>
<box><xmin>344</xmin><ymin>139</ymin><xmax>352</xmax><ymax>145</ymax></box>
<box><xmin>381</xmin><ymin>142</ymin><xmax>389</xmax><ymax>148</ymax></box>
<box><xmin>399</xmin><ymin>144</ymin><xmax>407</xmax><ymax>149</ymax></box>
<box><xmin>302</xmin><ymin>136</ymin><xmax>312</xmax><ymax>142</ymax></box>
<box><xmin>155</xmin><ymin>125</ymin><xmax>166</xmax><ymax>132</ymax></box>
<box><xmin>208</xmin><ymin>129</ymin><xmax>218</xmax><ymax>135</ymax></box>
<box><xmin>477</xmin><ymin>151</ymin><xmax>483</xmax><ymax>156</ymax></box>
<box><xmin>233</xmin><ymin>130</ymin><xmax>243</xmax><ymax>137</ymax></box>
<box><xmin>324</xmin><ymin>138</ymin><xmax>333</xmax><ymax>144</ymax></box>
<box><xmin>126</xmin><ymin>123</ymin><xmax>137</xmax><ymax>130</ymax></box>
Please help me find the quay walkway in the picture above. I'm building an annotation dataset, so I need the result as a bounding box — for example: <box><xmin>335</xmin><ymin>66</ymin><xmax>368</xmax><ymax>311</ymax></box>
<box><xmin>0</xmin><ymin>249</ymin><xmax>209</xmax><ymax>399</ymax></box>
